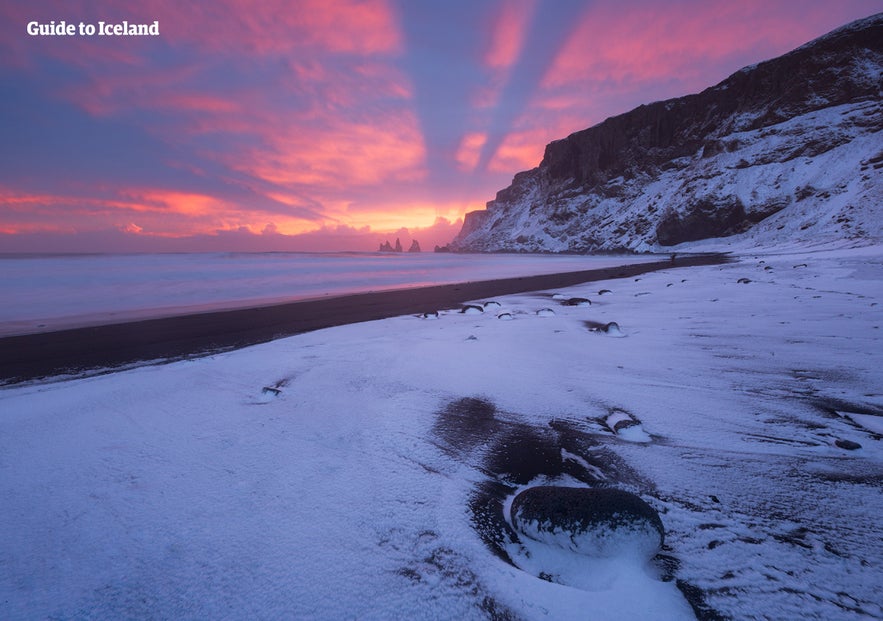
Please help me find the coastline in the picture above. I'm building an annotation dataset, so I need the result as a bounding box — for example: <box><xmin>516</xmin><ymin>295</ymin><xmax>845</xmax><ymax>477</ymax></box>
<box><xmin>0</xmin><ymin>253</ymin><xmax>728</xmax><ymax>384</ymax></box>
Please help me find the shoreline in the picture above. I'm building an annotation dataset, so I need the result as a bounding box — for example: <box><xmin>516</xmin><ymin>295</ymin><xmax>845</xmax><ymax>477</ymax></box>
<box><xmin>0</xmin><ymin>253</ymin><xmax>728</xmax><ymax>384</ymax></box>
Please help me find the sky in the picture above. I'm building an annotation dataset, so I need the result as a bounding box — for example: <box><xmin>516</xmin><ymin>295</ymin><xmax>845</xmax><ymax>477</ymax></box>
<box><xmin>0</xmin><ymin>1</ymin><xmax>879</xmax><ymax>253</ymax></box>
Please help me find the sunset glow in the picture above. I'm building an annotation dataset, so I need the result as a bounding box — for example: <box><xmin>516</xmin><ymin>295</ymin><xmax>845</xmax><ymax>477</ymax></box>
<box><xmin>1</xmin><ymin>0</ymin><xmax>878</xmax><ymax>252</ymax></box>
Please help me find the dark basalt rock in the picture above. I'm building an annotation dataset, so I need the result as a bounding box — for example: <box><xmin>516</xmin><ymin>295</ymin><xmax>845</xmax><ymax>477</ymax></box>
<box><xmin>510</xmin><ymin>486</ymin><xmax>664</xmax><ymax>558</ymax></box>
<box><xmin>835</xmin><ymin>438</ymin><xmax>862</xmax><ymax>450</ymax></box>
<box><xmin>562</xmin><ymin>297</ymin><xmax>592</xmax><ymax>306</ymax></box>
<box><xmin>655</xmin><ymin>196</ymin><xmax>747</xmax><ymax>246</ymax></box>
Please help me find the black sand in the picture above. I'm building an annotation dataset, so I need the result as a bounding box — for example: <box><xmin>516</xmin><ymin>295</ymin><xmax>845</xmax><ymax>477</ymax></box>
<box><xmin>0</xmin><ymin>253</ymin><xmax>727</xmax><ymax>384</ymax></box>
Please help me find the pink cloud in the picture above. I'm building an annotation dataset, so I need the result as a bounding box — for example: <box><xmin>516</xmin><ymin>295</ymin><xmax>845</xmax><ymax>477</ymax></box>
<box><xmin>487</xmin><ymin>128</ymin><xmax>549</xmax><ymax>173</ymax></box>
<box><xmin>454</xmin><ymin>132</ymin><xmax>488</xmax><ymax>172</ymax></box>
<box><xmin>483</xmin><ymin>0</ymin><xmax>536</xmax><ymax>70</ymax></box>
<box><xmin>0</xmin><ymin>185</ymin><xmax>319</xmax><ymax>239</ymax></box>
<box><xmin>233</xmin><ymin>113</ymin><xmax>427</xmax><ymax>189</ymax></box>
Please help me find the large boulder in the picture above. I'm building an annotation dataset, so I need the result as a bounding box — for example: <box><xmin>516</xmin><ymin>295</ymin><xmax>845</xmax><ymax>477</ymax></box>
<box><xmin>510</xmin><ymin>486</ymin><xmax>664</xmax><ymax>559</ymax></box>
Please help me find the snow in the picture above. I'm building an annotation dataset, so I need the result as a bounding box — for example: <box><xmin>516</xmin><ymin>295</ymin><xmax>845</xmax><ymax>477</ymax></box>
<box><xmin>1</xmin><ymin>247</ymin><xmax>881</xmax><ymax>620</ymax></box>
<box><xmin>838</xmin><ymin>411</ymin><xmax>883</xmax><ymax>435</ymax></box>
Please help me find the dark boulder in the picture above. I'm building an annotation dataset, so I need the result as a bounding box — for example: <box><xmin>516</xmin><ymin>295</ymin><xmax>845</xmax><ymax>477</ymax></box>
<box><xmin>510</xmin><ymin>486</ymin><xmax>664</xmax><ymax>558</ymax></box>
<box><xmin>835</xmin><ymin>439</ymin><xmax>862</xmax><ymax>450</ymax></box>
<box><xmin>562</xmin><ymin>297</ymin><xmax>592</xmax><ymax>307</ymax></box>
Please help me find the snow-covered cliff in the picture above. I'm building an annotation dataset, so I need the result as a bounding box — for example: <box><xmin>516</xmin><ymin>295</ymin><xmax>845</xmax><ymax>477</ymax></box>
<box><xmin>451</xmin><ymin>13</ymin><xmax>883</xmax><ymax>253</ymax></box>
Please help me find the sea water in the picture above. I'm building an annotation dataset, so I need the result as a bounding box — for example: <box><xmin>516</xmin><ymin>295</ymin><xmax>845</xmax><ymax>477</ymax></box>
<box><xmin>0</xmin><ymin>252</ymin><xmax>656</xmax><ymax>335</ymax></box>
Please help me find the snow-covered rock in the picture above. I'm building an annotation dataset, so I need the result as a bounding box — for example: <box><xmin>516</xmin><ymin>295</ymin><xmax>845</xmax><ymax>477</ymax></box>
<box><xmin>510</xmin><ymin>486</ymin><xmax>664</xmax><ymax>559</ymax></box>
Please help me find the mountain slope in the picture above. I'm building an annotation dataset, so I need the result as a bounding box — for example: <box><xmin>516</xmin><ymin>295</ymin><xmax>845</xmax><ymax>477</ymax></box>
<box><xmin>451</xmin><ymin>14</ymin><xmax>883</xmax><ymax>253</ymax></box>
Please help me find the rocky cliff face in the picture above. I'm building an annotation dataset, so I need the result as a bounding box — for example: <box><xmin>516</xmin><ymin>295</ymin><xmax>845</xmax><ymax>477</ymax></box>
<box><xmin>451</xmin><ymin>14</ymin><xmax>883</xmax><ymax>253</ymax></box>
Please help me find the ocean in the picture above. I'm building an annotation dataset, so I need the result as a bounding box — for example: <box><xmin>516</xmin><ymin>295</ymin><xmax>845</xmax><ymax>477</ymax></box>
<box><xmin>0</xmin><ymin>252</ymin><xmax>656</xmax><ymax>336</ymax></box>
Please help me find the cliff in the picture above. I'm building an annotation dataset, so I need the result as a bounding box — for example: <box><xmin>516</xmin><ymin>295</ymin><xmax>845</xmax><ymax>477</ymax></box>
<box><xmin>451</xmin><ymin>13</ymin><xmax>883</xmax><ymax>252</ymax></box>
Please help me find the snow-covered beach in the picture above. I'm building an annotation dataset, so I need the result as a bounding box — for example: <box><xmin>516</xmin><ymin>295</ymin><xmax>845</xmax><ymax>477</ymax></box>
<box><xmin>1</xmin><ymin>253</ymin><xmax>729</xmax><ymax>385</ymax></box>
<box><xmin>1</xmin><ymin>247</ymin><xmax>881</xmax><ymax>620</ymax></box>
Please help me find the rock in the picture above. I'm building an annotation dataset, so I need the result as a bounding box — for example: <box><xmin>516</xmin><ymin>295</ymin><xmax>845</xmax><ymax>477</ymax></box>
<box><xmin>394</xmin><ymin>238</ymin><xmax>403</xmax><ymax>252</ymax></box>
<box><xmin>562</xmin><ymin>297</ymin><xmax>591</xmax><ymax>307</ymax></box>
<box><xmin>656</xmin><ymin>195</ymin><xmax>748</xmax><ymax>246</ymax></box>
<box><xmin>598</xmin><ymin>289</ymin><xmax>612</xmax><ymax>295</ymax></box>
<box><xmin>497</xmin><ymin>312</ymin><xmax>513</xmax><ymax>321</ymax></box>
<box><xmin>483</xmin><ymin>301</ymin><xmax>502</xmax><ymax>309</ymax></box>
<box><xmin>737</xmin><ymin>277</ymin><xmax>752</xmax><ymax>284</ymax></box>
<box><xmin>835</xmin><ymin>438</ymin><xmax>862</xmax><ymax>450</ymax></box>
<box><xmin>536</xmin><ymin>308</ymin><xmax>556</xmax><ymax>317</ymax></box>
<box><xmin>421</xmin><ymin>311</ymin><xmax>439</xmax><ymax>319</ymax></box>
<box><xmin>510</xmin><ymin>486</ymin><xmax>664</xmax><ymax>558</ymax></box>
<box><xmin>408</xmin><ymin>240</ymin><xmax>421</xmax><ymax>253</ymax></box>
<box><xmin>461</xmin><ymin>304</ymin><xmax>484</xmax><ymax>314</ymax></box>
<box><xmin>378</xmin><ymin>240</ymin><xmax>394</xmax><ymax>252</ymax></box>
<box><xmin>602</xmin><ymin>321</ymin><xmax>624</xmax><ymax>336</ymax></box>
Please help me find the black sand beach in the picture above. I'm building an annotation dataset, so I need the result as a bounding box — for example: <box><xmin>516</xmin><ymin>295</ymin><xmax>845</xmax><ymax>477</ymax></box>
<box><xmin>0</xmin><ymin>253</ymin><xmax>727</xmax><ymax>384</ymax></box>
